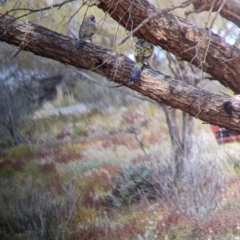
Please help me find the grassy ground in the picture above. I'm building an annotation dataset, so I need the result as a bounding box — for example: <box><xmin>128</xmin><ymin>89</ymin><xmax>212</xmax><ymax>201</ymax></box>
<box><xmin>1</xmin><ymin>101</ymin><xmax>240</xmax><ymax>240</ymax></box>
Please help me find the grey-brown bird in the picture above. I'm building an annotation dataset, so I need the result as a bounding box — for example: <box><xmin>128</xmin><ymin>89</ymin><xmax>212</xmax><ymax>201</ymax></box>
<box><xmin>129</xmin><ymin>39</ymin><xmax>154</xmax><ymax>82</ymax></box>
<box><xmin>72</xmin><ymin>15</ymin><xmax>97</xmax><ymax>51</ymax></box>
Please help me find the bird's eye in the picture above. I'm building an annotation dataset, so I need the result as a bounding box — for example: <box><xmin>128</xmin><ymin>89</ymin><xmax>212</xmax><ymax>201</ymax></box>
<box><xmin>91</xmin><ymin>16</ymin><xmax>96</xmax><ymax>22</ymax></box>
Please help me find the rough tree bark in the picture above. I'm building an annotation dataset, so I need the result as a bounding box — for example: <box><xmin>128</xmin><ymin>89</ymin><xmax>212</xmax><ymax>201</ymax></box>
<box><xmin>191</xmin><ymin>0</ymin><xmax>240</xmax><ymax>28</ymax></box>
<box><xmin>0</xmin><ymin>11</ymin><xmax>239</xmax><ymax>131</ymax></box>
<box><xmin>97</xmin><ymin>0</ymin><xmax>240</xmax><ymax>94</ymax></box>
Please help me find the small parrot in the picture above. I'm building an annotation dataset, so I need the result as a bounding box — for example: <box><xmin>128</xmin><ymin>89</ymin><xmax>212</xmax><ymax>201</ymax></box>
<box><xmin>223</xmin><ymin>95</ymin><xmax>240</xmax><ymax>117</ymax></box>
<box><xmin>71</xmin><ymin>15</ymin><xmax>97</xmax><ymax>51</ymax></box>
<box><xmin>129</xmin><ymin>39</ymin><xmax>154</xmax><ymax>82</ymax></box>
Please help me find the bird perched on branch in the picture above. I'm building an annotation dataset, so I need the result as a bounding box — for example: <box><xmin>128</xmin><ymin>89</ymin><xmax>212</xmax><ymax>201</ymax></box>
<box><xmin>129</xmin><ymin>39</ymin><xmax>154</xmax><ymax>82</ymax></box>
<box><xmin>223</xmin><ymin>95</ymin><xmax>240</xmax><ymax>117</ymax></box>
<box><xmin>71</xmin><ymin>15</ymin><xmax>97</xmax><ymax>51</ymax></box>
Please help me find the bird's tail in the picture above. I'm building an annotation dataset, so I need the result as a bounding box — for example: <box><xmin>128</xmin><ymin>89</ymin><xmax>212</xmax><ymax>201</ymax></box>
<box><xmin>129</xmin><ymin>65</ymin><xmax>142</xmax><ymax>82</ymax></box>
<box><xmin>71</xmin><ymin>39</ymin><xmax>85</xmax><ymax>51</ymax></box>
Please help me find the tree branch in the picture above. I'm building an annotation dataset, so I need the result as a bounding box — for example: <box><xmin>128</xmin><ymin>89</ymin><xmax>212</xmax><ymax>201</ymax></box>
<box><xmin>0</xmin><ymin>15</ymin><xmax>239</xmax><ymax>131</ymax></box>
<box><xmin>97</xmin><ymin>0</ymin><xmax>240</xmax><ymax>94</ymax></box>
<box><xmin>190</xmin><ymin>0</ymin><xmax>240</xmax><ymax>28</ymax></box>
<box><xmin>118</xmin><ymin>0</ymin><xmax>194</xmax><ymax>45</ymax></box>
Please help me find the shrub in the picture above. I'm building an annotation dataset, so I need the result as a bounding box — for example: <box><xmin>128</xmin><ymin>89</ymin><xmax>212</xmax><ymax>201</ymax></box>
<box><xmin>72</xmin><ymin>125</ymin><xmax>85</xmax><ymax>139</ymax></box>
<box><xmin>110</xmin><ymin>163</ymin><xmax>161</xmax><ymax>206</ymax></box>
<box><xmin>7</xmin><ymin>144</ymin><xmax>31</xmax><ymax>160</ymax></box>
<box><xmin>0</xmin><ymin>163</ymin><xmax>14</xmax><ymax>178</ymax></box>
<box><xmin>110</xmin><ymin>157</ymin><xmax>224</xmax><ymax>219</ymax></box>
<box><xmin>0</xmin><ymin>179</ymin><xmax>76</xmax><ymax>240</ymax></box>
<box><xmin>0</xmin><ymin>150</ymin><xmax>77</xmax><ymax>240</ymax></box>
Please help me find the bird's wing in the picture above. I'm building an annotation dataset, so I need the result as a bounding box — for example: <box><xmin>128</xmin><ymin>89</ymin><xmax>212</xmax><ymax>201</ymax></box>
<box><xmin>129</xmin><ymin>65</ymin><xmax>141</xmax><ymax>82</ymax></box>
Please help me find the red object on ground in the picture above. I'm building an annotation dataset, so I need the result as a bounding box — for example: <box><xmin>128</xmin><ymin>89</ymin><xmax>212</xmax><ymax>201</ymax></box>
<box><xmin>210</xmin><ymin>125</ymin><xmax>240</xmax><ymax>144</ymax></box>
<box><xmin>211</xmin><ymin>95</ymin><xmax>240</xmax><ymax>144</ymax></box>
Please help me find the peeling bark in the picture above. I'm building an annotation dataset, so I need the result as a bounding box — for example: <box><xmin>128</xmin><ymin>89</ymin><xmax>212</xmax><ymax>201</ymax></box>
<box><xmin>97</xmin><ymin>0</ymin><xmax>240</xmax><ymax>94</ymax></box>
<box><xmin>0</xmin><ymin>15</ymin><xmax>239</xmax><ymax>131</ymax></box>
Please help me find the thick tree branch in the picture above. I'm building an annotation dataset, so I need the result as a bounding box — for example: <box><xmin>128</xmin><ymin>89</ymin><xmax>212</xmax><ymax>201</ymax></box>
<box><xmin>97</xmin><ymin>0</ymin><xmax>240</xmax><ymax>94</ymax></box>
<box><xmin>118</xmin><ymin>0</ymin><xmax>194</xmax><ymax>45</ymax></box>
<box><xmin>190</xmin><ymin>0</ymin><xmax>240</xmax><ymax>28</ymax></box>
<box><xmin>0</xmin><ymin>15</ymin><xmax>239</xmax><ymax>131</ymax></box>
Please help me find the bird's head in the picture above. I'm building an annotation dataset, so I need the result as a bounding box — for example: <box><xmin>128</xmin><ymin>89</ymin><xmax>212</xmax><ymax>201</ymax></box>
<box><xmin>86</xmin><ymin>15</ymin><xmax>96</xmax><ymax>23</ymax></box>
